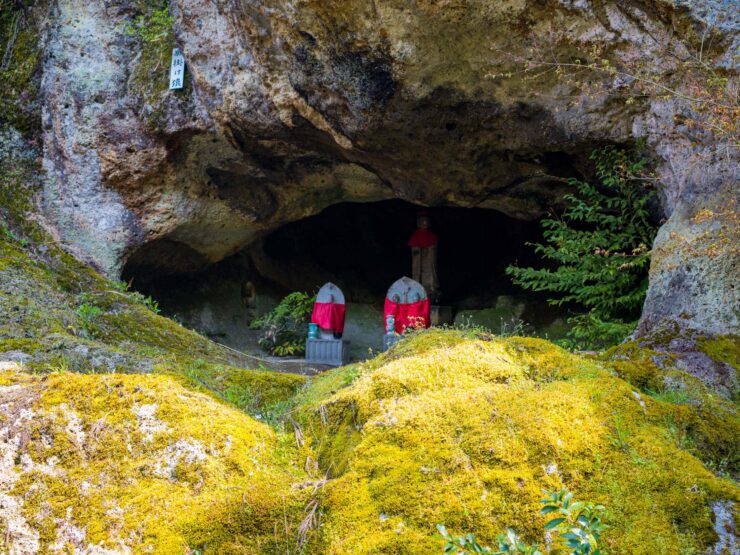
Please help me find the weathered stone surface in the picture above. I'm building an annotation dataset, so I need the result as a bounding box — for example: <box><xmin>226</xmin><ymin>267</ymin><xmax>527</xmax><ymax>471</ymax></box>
<box><xmin>38</xmin><ymin>0</ymin><xmax>738</xmax><ymax>336</ymax></box>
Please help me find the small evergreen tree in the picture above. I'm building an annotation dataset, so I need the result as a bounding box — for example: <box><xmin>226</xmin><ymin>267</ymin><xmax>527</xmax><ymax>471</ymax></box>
<box><xmin>506</xmin><ymin>145</ymin><xmax>658</xmax><ymax>350</ymax></box>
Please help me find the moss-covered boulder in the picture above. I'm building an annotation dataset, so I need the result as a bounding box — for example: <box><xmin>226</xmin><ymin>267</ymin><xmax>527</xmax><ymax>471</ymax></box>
<box><xmin>0</xmin><ymin>369</ymin><xmax>309</xmax><ymax>553</ymax></box>
<box><xmin>295</xmin><ymin>330</ymin><xmax>739</xmax><ymax>554</ymax></box>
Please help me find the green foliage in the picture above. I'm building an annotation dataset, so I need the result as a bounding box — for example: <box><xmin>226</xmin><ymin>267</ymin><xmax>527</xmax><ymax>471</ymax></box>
<box><xmin>607</xmin><ymin>414</ymin><xmax>631</xmax><ymax>452</ymax></box>
<box><xmin>540</xmin><ymin>490</ymin><xmax>608</xmax><ymax>555</ymax></box>
<box><xmin>112</xmin><ymin>280</ymin><xmax>131</xmax><ymax>293</ymax></box>
<box><xmin>124</xmin><ymin>1</ymin><xmax>178</xmax><ymax>107</ymax></box>
<box><xmin>77</xmin><ymin>302</ymin><xmax>102</xmax><ymax>321</ymax></box>
<box><xmin>250</xmin><ymin>292</ymin><xmax>316</xmax><ymax>356</ymax></box>
<box><xmin>438</xmin><ymin>525</ymin><xmax>540</xmax><ymax>554</ymax></box>
<box><xmin>1</xmin><ymin>224</ymin><xmax>27</xmax><ymax>247</ymax></box>
<box><xmin>132</xmin><ymin>291</ymin><xmax>161</xmax><ymax>314</ymax></box>
<box><xmin>124</xmin><ymin>3</ymin><xmax>174</xmax><ymax>45</ymax></box>
<box><xmin>438</xmin><ymin>489</ymin><xmax>607</xmax><ymax>555</ymax></box>
<box><xmin>76</xmin><ymin>298</ymin><xmax>103</xmax><ymax>338</ymax></box>
<box><xmin>507</xmin><ymin>146</ymin><xmax>658</xmax><ymax>350</ymax></box>
<box><xmin>451</xmin><ymin>315</ymin><xmax>531</xmax><ymax>338</ymax></box>
<box><xmin>109</xmin><ymin>281</ymin><xmax>161</xmax><ymax>314</ymax></box>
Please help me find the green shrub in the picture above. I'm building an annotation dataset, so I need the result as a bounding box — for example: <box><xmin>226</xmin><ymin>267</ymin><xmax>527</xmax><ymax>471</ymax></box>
<box><xmin>75</xmin><ymin>299</ymin><xmax>103</xmax><ymax>338</ymax></box>
<box><xmin>438</xmin><ymin>489</ymin><xmax>608</xmax><ymax>555</ymax></box>
<box><xmin>506</xmin><ymin>145</ymin><xmax>658</xmax><ymax>350</ymax></box>
<box><xmin>110</xmin><ymin>281</ymin><xmax>161</xmax><ymax>313</ymax></box>
<box><xmin>132</xmin><ymin>291</ymin><xmax>161</xmax><ymax>314</ymax></box>
<box><xmin>250</xmin><ymin>292</ymin><xmax>316</xmax><ymax>356</ymax></box>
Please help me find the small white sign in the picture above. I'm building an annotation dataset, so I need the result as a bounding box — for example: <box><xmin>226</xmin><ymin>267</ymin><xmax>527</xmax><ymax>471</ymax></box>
<box><xmin>169</xmin><ymin>48</ymin><xmax>185</xmax><ymax>90</ymax></box>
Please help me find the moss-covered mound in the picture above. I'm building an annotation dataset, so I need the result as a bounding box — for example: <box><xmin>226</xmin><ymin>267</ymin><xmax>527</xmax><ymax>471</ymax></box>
<box><xmin>1</xmin><ymin>226</ymin><xmax>318</xmax><ymax>553</ymax></box>
<box><xmin>294</xmin><ymin>330</ymin><xmax>739</xmax><ymax>554</ymax></box>
<box><xmin>0</xmin><ymin>230</ymin><xmax>244</xmax><ymax>372</ymax></box>
<box><xmin>600</xmin><ymin>340</ymin><xmax>740</xmax><ymax>476</ymax></box>
<box><xmin>0</xmin><ymin>224</ymin><xmax>306</xmax><ymax>415</ymax></box>
<box><xmin>0</xmin><ymin>369</ymin><xmax>310</xmax><ymax>553</ymax></box>
<box><xmin>2</xmin><ymin>214</ymin><xmax>738</xmax><ymax>553</ymax></box>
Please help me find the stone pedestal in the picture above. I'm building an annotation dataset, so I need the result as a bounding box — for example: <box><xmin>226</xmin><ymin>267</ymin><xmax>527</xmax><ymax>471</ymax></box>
<box><xmin>306</xmin><ymin>338</ymin><xmax>350</xmax><ymax>366</ymax></box>
<box><xmin>383</xmin><ymin>333</ymin><xmax>401</xmax><ymax>351</ymax></box>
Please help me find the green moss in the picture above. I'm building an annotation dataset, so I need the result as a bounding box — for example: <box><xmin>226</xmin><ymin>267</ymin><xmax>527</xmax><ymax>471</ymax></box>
<box><xmin>123</xmin><ymin>1</ymin><xmax>195</xmax><ymax>131</ymax></box>
<box><xmin>176</xmin><ymin>359</ymin><xmax>307</xmax><ymax>423</ymax></box>
<box><xmin>697</xmin><ymin>335</ymin><xmax>740</xmax><ymax>371</ymax></box>
<box><xmin>0</xmin><ymin>1</ymin><xmax>46</xmax><ymax>134</ymax></box>
<box><xmin>3</xmin><ymin>370</ymin><xmax>312</xmax><ymax>553</ymax></box>
<box><xmin>602</xmin><ymin>342</ymin><xmax>740</xmax><ymax>476</ymax></box>
<box><xmin>0</xmin><ymin>227</ymin><xmax>307</xmax><ymax>420</ymax></box>
<box><xmin>1</xmin><ymin>185</ymin><xmax>738</xmax><ymax>554</ymax></box>
<box><xmin>295</xmin><ymin>364</ymin><xmax>360</xmax><ymax>410</ymax></box>
<box><xmin>293</xmin><ymin>330</ymin><xmax>739</xmax><ymax>554</ymax></box>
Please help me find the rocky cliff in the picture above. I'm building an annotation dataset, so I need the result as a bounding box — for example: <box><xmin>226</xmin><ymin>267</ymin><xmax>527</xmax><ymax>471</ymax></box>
<box><xmin>0</xmin><ymin>2</ymin><xmax>739</xmax><ymax>551</ymax></box>
<box><xmin>35</xmin><ymin>0</ymin><xmax>738</xmax><ymax>338</ymax></box>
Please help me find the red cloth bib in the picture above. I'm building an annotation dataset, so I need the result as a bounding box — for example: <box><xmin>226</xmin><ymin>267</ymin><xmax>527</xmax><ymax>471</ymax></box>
<box><xmin>311</xmin><ymin>302</ymin><xmax>346</xmax><ymax>334</ymax></box>
<box><xmin>408</xmin><ymin>228</ymin><xmax>439</xmax><ymax>248</ymax></box>
<box><xmin>384</xmin><ymin>298</ymin><xmax>430</xmax><ymax>333</ymax></box>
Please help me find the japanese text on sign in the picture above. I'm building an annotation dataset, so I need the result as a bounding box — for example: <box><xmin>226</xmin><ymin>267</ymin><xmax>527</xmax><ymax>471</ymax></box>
<box><xmin>169</xmin><ymin>48</ymin><xmax>185</xmax><ymax>90</ymax></box>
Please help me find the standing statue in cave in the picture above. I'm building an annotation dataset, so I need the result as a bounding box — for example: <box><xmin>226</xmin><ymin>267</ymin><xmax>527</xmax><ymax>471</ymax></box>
<box><xmin>408</xmin><ymin>212</ymin><xmax>440</xmax><ymax>303</ymax></box>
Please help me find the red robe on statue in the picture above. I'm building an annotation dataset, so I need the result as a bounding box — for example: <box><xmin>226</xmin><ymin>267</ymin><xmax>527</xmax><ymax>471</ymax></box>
<box><xmin>383</xmin><ymin>297</ymin><xmax>430</xmax><ymax>333</ymax></box>
<box><xmin>311</xmin><ymin>302</ymin><xmax>346</xmax><ymax>334</ymax></box>
<box><xmin>407</xmin><ymin>228</ymin><xmax>439</xmax><ymax>248</ymax></box>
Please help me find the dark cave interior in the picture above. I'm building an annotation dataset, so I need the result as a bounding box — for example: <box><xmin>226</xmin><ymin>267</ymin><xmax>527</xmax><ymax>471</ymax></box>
<box><xmin>256</xmin><ymin>200</ymin><xmax>547</xmax><ymax>306</ymax></box>
<box><xmin>123</xmin><ymin>200</ymin><xmax>553</xmax><ymax>306</ymax></box>
<box><xmin>122</xmin><ymin>200</ymin><xmax>570</xmax><ymax>354</ymax></box>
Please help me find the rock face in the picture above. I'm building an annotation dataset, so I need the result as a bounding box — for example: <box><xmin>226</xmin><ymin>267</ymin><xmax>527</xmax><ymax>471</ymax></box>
<box><xmin>39</xmin><ymin>0</ymin><xmax>738</xmax><ymax>335</ymax></box>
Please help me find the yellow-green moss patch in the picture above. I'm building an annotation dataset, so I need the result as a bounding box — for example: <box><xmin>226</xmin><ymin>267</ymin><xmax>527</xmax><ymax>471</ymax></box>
<box><xmin>602</xmin><ymin>342</ymin><xmax>740</xmax><ymax>476</ymax></box>
<box><xmin>0</xmin><ymin>370</ymin><xmax>311</xmax><ymax>553</ymax></box>
<box><xmin>697</xmin><ymin>335</ymin><xmax>740</xmax><ymax>371</ymax></box>
<box><xmin>295</xmin><ymin>330</ymin><xmax>739</xmax><ymax>554</ymax></box>
<box><xmin>173</xmin><ymin>359</ymin><xmax>307</xmax><ymax>422</ymax></box>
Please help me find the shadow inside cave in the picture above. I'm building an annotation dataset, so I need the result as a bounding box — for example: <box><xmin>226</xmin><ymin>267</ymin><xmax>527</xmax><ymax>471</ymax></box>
<box><xmin>122</xmin><ymin>200</ymin><xmax>574</xmax><ymax>362</ymax></box>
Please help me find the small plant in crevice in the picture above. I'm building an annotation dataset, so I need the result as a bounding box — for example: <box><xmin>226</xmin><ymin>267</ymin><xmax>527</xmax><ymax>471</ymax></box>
<box><xmin>506</xmin><ymin>145</ymin><xmax>659</xmax><ymax>351</ymax></box>
<box><xmin>250</xmin><ymin>291</ymin><xmax>316</xmax><ymax>357</ymax></box>
<box><xmin>123</xmin><ymin>1</ymin><xmax>174</xmax><ymax>52</ymax></box>
<box><xmin>607</xmin><ymin>414</ymin><xmax>631</xmax><ymax>453</ymax></box>
<box><xmin>438</xmin><ymin>489</ymin><xmax>608</xmax><ymax>555</ymax></box>
<box><xmin>1</xmin><ymin>224</ymin><xmax>27</xmax><ymax>247</ymax></box>
<box><xmin>111</xmin><ymin>279</ymin><xmax>131</xmax><ymax>293</ymax></box>
<box><xmin>133</xmin><ymin>291</ymin><xmax>161</xmax><ymax>314</ymax></box>
<box><xmin>75</xmin><ymin>297</ymin><xmax>103</xmax><ymax>338</ymax></box>
<box><xmin>108</xmin><ymin>281</ymin><xmax>161</xmax><ymax>314</ymax></box>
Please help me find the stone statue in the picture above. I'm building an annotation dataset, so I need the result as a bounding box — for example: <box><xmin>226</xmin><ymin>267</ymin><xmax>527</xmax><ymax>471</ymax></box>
<box><xmin>311</xmin><ymin>282</ymin><xmax>346</xmax><ymax>339</ymax></box>
<box><xmin>306</xmin><ymin>282</ymin><xmax>349</xmax><ymax>366</ymax></box>
<box><xmin>408</xmin><ymin>212</ymin><xmax>439</xmax><ymax>303</ymax></box>
<box><xmin>383</xmin><ymin>277</ymin><xmax>430</xmax><ymax>349</ymax></box>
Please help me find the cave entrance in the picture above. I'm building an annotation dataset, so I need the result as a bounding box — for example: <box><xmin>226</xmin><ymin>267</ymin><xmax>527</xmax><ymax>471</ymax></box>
<box><xmin>122</xmin><ymin>200</ymin><xmax>571</xmax><ymax>360</ymax></box>
<box><xmin>257</xmin><ymin>200</ymin><xmax>539</xmax><ymax>306</ymax></box>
